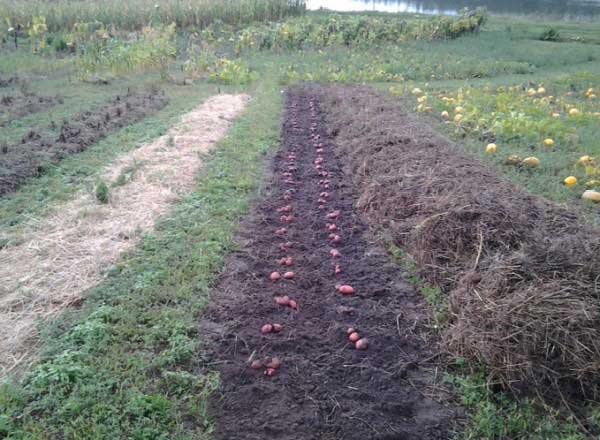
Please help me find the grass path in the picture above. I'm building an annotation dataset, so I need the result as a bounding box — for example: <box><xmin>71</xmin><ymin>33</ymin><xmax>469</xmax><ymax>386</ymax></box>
<box><xmin>0</xmin><ymin>93</ymin><xmax>248</xmax><ymax>380</ymax></box>
<box><xmin>0</xmin><ymin>75</ymin><xmax>282</xmax><ymax>438</ymax></box>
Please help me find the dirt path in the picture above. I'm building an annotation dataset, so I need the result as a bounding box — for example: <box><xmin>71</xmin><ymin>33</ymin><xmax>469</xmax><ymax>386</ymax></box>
<box><xmin>202</xmin><ymin>87</ymin><xmax>458</xmax><ymax>439</ymax></box>
<box><xmin>0</xmin><ymin>93</ymin><xmax>249</xmax><ymax>379</ymax></box>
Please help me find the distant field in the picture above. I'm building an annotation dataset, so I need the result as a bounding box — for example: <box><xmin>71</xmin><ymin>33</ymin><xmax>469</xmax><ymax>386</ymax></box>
<box><xmin>0</xmin><ymin>3</ymin><xmax>599</xmax><ymax>439</ymax></box>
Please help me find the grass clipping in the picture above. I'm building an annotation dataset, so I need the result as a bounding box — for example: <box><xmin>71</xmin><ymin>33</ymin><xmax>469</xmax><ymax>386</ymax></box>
<box><xmin>323</xmin><ymin>85</ymin><xmax>600</xmax><ymax>399</ymax></box>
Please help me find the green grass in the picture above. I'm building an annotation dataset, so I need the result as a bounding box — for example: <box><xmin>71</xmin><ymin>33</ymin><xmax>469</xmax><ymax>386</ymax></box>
<box><xmin>0</xmin><ymin>51</ymin><xmax>71</xmax><ymax>77</ymax></box>
<box><xmin>445</xmin><ymin>373</ymin><xmax>593</xmax><ymax>440</ymax></box>
<box><xmin>0</xmin><ymin>0</ymin><xmax>305</xmax><ymax>33</ymax></box>
<box><xmin>0</xmin><ymin>73</ymin><xmax>283</xmax><ymax>439</ymax></box>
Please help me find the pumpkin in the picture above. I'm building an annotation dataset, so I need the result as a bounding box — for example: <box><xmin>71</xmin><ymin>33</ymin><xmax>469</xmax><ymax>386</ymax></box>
<box><xmin>505</xmin><ymin>154</ymin><xmax>522</xmax><ymax>166</ymax></box>
<box><xmin>485</xmin><ymin>143</ymin><xmax>497</xmax><ymax>154</ymax></box>
<box><xmin>564</xmin><ymin>176</ymin><xmax>577</xmax><ymax>187</ymax></box>
<box><xmin>582</xmin><ymin>190</ymin><xmax>600</xmax><ymax>203</ymax></box>
<box><xmin>522</xmin><ymin>157</ymin><xmax>540</xmax><ymax>168</ymax></box>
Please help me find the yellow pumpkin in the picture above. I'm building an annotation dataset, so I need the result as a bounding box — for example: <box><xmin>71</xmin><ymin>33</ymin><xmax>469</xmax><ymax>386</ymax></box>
<box><xmin>569</xmin><ymin>108</ymin><xmax>582</xmax><ymax>117</ymax></box>
<box><xmin>522</xmin><ymin>157</ymin><xmax>540</xmax><ymax>168</ymax></box>
<box><xmin>582</xmin><ymin>190</ymin><xmax>600</xmax><ymax>203</ymax></box>
<box><xmin>579</xmin><ymin>155</ymin><xmax>595</xmax><ymax>166</ymax></box>
<box><xmin>543</xmin><ymin>138</ymin><xmax>554</xmax><ymax>148</ymax></box>
<box><xmin>505</xmin><ymin>154</ymin><xmax>522</xmax><ymax>166</ymax></box>
<box><xmin>564</xmin><ymin>176</ymin><xmax>577</xmax><ymax>186</ymax></box>
<box><xmin>441</xmin><ymin>110</ymin><xmax>450</xmax><ymax>119</ymax></box>
<box><xmin>454</xmin><ymin>106</ymin><xmax>464</xmax><ymax>114</ymax></box>
<box><xmin>485</xmin><ymin>143</ymin><xmax>497</xmax><ymax>154</ymax></box>
<box><xmin>454</xmin><ymin>114</ymin><xmax>464</xmax><ymax>123</ymax></box>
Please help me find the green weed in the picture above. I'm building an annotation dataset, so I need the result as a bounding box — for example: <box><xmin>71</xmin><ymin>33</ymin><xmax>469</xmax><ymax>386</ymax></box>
<box><xmin>95</xmin><ymin>181</ymin><xmax>109</xmax><ymax>204</ymax></box>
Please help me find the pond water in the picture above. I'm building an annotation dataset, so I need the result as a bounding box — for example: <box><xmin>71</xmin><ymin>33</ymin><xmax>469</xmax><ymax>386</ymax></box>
<box><xmin>306</xmin><ymin>0</ymin><xmax>600</xmax><ymax>20</ymax></box>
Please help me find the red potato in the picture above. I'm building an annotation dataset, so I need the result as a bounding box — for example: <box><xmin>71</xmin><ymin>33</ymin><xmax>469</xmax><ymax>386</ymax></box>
<box><xmin>347</xmin><ymin>327</ymin><xmax>356</xmax><ymax>335</ymax></box>
<box><xmin>320</xmin><ymin>192</ymin><xmax>330</xmax><ymax>198</ymax></box>
<box><xmin>318</xmin><ymin>198</ymin><xmax>327</xmax><ymax>205</ymax></box>
<box><xmin>330</xmin><ymin>249</ymin><xmax>341</xmax><ymax>258</ymax></box>
<box><xmin>270</xmin><ymin>272</ymin><xmax>281</xmax><ymax>281</ymax></box>
<box><xmin>335</xmin><ymin>265</ymin><xmax>343</xmax><ymax>275</ymax></box>
<box><xmin>315</xmin><ymin>165</ymin><xmax>322</xmax><ymax>170</ymax></box>
<box><xmin>265</xmin><ymin>368</ymin><xmax>277</xmax><ymax>376</ymax></box>
<box><xmin>339</xmin><ymin>285</ymin><xmax>355</xmax><ymax>295</ymax></box>
<box><xmin>332</xmin><ymin>235</ymin><xmax>342</xmax><ymax>244</ymax></box>
<box><xmin>327</xmin><ymin>224</ymin><xmax>338</xmax><ymax>231</ymax></box>
<box><xmin>349</xmin><ymin>332</ymin><xmax>360</xmax><ymax>342</ymax></box>
<box><xmin>355</xmin><ymin>338</ymin><xmax>368</xmax><ymax>350</ymax></box>
<box><xmin>323</xmin><ymin>184</ymin><xmax>330</xmax><ymax>189</ymax></box>
<box><xmin>251</xmin><ymin>360</ymin><xmax>263</xmax><ymax>370</ymax></box>
<box><xmin>326</xmin><ymin>210</ymin><xmax>340</xmax><ymax>219</ymax></box>
<box><xmin>279</xmin><ymin>257</ymin><xmax>294</xmax><ymax>266</ymax></box>
<box><xmin>277</xmin><ymin>205</ymin><xmax>292</xmax><ymax>213</ymax></box>
<box><xmin>283</xmin><ymin>271</ymin><xmax>295</xmax><ymax>279</ymax></box>
<box><xmin>289</xmin><ymin>300</ymin><xmax>298</xmax><ymax>310</ymax></box>
<box><xmin>283</xmin><ymin>194</ymin><xmax>292</xmax><ymax>201</ymax></box>
<box><xmin>275</xmin><ymin>295</ymin><xmax>290</xmax><ymax>306</ymax></box>
<box><xmin>281</xmin><ymin>215</ymin><xmax>294</xmax><ymax>223</ymax></box>
<box><xmin>275</xmin><ymin>228</ymin><xmax>287</xmax><ymax>236</ymax></box>
<box><xmin>316</xmin><ymin>148</ymin><xmax>324</xmax><ymax>153</ymax></box>
<box><xmin>272</xmin><ymin>324</ymin><xmax>284</xmax><ymax>332</ymax></box>
<box><xmin>278</xmin><ymin>242</ymin><xmax>293</xmax><ymax>251</ymax></box>
<box><xmin>261</xmin><ymin>324</ymin><xmax>274</xmax><ymax>334</ymax></box>
<box><xmin>318</xmin><ymin>205</ymin><xmax>326</xmax><ymax>210</ymax></box>
<box><xmin>286</xmin><ymin>179</ymin><xmax>295</xmax><ymax>185</ymax></box>
<box><xmin>267</xmin><ymin>357</ymin><xmax>282</xmax><ymax>369</ymax></box>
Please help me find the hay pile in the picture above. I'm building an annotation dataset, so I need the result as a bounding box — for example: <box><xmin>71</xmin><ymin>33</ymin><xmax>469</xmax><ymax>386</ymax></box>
<box><xmin>323</xmin><ymin>85</ymin><xmax>600</xmax><ymax>398</ymax></box>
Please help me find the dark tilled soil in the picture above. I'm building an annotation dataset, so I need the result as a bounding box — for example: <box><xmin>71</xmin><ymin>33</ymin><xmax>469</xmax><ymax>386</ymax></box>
<box><xmin>0</xmin><ymin>93</ymin><xmax>60</xmax><ymax>126</ymax></box>
<box><xmin>201</xmin><ymin>86</ymin><xmax>459</xmax><ymax>440</ymax></box>
<box><xmin>0</xmin><ymin>91</ymin><xmax>168</xmax><ymax>197</ymax></box>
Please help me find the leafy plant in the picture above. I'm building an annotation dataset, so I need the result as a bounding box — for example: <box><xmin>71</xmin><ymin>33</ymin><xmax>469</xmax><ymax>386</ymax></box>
<box><xmin>540</xmin><ymin>28</ymin><xmax>560</xmax><ymax>41</ymax></box>
<box><xmin>95</xmin><ymin>181</ymin><xmax>109</xmax><ymax>204</ymax></box>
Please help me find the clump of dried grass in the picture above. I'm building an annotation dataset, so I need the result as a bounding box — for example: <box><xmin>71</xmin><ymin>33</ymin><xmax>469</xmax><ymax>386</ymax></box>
<box><xmin>323</xmin><ymin>85</ymin><xmax>600</xmax><ymax>399</ymax></box>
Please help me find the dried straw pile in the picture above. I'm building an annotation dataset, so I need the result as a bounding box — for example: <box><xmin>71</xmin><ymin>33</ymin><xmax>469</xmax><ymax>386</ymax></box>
<box><xmin>323</xmin><ymin>85</ymin><xmax>600</xmax><ymax>398</ymax></box>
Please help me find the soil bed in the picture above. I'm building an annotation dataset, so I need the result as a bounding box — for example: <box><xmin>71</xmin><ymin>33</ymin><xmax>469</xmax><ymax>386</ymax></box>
<box><xmin>202</xmin><ymin>85</ymin><xmax>458</xmax><ymax>439</ymax></box>
<box><xmin>0</xmin><ymin>90</ymin><xmax>168</xmax><ymax>197</ymax></box>
<box><xmin>0</xmin><ymin>92</ymin><xmax>60</xmax><ymax>126</ymax></box>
